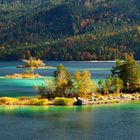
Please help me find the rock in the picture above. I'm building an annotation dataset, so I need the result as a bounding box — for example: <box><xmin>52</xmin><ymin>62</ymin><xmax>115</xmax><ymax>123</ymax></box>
<box><xmin>115</xmin><ymin>100</ymin><xmax>120</xmax><ymax>103</ymax></box>
<box><xmin>91</xmin><ymin>97</ymin><xmax>98</xmax><ymax>101</ymax></box>
<box><xmin>104</xmin><ymin>101</ymin><xmax>109</xmax><ymax>104</ymax></box>
<box><xmin>99</xmin><ymin>97</ymin><xmax>105</xmax><ymax>101</ymax></box>
<box><xmin>120</xmin><ymin>94</ymin><xmax>128</xmax><ymax>100</ymax></box>
<box><xmin>131</xmin><ymin>97</ymin><xmax>136</xmax><ymax>101</ymax></box>
<box><xmin>108</xmin><ymin>96</ymin><xmax>113</xmax><ymax>100</ymax></box>
<box><xmin>73</xmin><ymin>99</ymin><xmax>83</xmax><ymax>105</ymax></box>
<box><xmin>17</xmin><ymin>65</ymin><xmax>25</xmax><ymax>68</ymax></box>
<box><xmin>73</xmin><ymin>98</ymin><xmax>88</xmax><ymax>105</ymax></box>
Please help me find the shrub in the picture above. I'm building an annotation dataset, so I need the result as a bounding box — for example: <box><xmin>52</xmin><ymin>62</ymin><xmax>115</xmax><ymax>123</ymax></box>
<box><xmin>0</xmin><ymin>97</ymin><xmax>19</xmax><ymax>105</ymax></box>
<box><xmin>30</xmin><ymin>98</ymin><xmax>48</xmax><ymax>105</ymax></box>
<box><xmin>23</xmin><ymin>70</ymin><xmax>31</xmax><ymax>75</ymax></box>
<box><xmin>53</xmin><ymin>97</ymin><xmax>73</xmax><ymax>106</ymax></box>
<box><xmin>18</xmin><ymin>96</ymin><xmax>30</xmax><ymax>101</ymax></box>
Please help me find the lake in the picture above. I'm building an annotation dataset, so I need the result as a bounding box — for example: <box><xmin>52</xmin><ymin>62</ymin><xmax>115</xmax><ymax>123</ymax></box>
<box><xmin>0</xmin><ymin>61</ymin><xmax>140</xmax><ymax>140</ymax></box>
<box><xmin>0</xmin><ymin>103</ymin><xmax>140</xmax><ymax>140</ymax></box>
<box><xmin>0</xmin><ymin>61</ymin><xmax>114</xmax><ymax>97</ymax></box>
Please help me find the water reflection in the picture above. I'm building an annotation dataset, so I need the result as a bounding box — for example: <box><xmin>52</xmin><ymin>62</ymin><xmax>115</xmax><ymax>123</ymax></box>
<box><xmin>0</xmin><ymin>103</ymin><xmax>140</xmax><ymax>140</ymax></box>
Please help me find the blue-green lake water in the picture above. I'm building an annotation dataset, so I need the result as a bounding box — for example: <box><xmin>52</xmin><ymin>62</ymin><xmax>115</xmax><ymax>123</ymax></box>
<box><xmin>0</xmin><ymin>61</ymin><xmax>140</xmax><ymax>140</ymax></box>
<box><xmin>0</xmin><ymin>103</ymin><xmax>140</xmax><ymax>140</ymax></box>
<box><xmin>0</xmin><ymin>61</ymin><xmax>114</xmax><ymax>97</ymax></box>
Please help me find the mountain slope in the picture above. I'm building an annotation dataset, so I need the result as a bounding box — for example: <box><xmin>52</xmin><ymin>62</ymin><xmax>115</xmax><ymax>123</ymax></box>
<box><xmin>0</xmin><ymin>0</ymin><xmax>140</xmax><ymax>60</ymax></box>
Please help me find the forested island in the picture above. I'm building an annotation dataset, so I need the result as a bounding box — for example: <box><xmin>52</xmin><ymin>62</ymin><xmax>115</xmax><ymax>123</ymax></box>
<box><xmin>0</xmin><ymin>0</ymin><xmax>140</xmax><ymax>61</ymax></box>
<box><xmin>1</xmin><ymin>55</ymin><xmax>140</xmax><ymax>106</ymax></box>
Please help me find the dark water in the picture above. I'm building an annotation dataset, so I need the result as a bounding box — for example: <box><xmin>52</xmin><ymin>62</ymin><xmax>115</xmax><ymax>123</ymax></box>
<box><xmin>0</xmin><ymin>103</ymin><xmax>140</xmax><ymax>140</ymax></box>
<box><xmin>0</xmin><ymin>61</ymin><xmax>114</xmax><ymax>97</ymax></box>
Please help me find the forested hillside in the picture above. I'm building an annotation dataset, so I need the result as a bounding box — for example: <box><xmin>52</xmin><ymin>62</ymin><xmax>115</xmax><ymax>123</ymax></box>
<box><xmin>0</xmin><ymin>0</ymin><xmax>140</xmax><ymax>60</ymax></box>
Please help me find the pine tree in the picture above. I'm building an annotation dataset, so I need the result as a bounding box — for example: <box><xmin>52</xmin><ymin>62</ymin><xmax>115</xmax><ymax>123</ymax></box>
<box><xmin>112</xmin><ymin>54</ymin><xmax>140</xmax><ymax>92</ymax></box>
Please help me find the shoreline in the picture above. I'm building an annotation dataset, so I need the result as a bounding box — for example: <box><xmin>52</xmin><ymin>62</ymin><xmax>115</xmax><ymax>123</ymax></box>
<box><xmin>0</xmin><ymin>101</ymin><xmax>139</xmax><ymax>108</ymax></box>
<box><xmin>0</xmin><ymin>93</ymin><xmax>139</xmax><ymax>106</ymax></box>
<box><xmin>0</xmin><ymin>100</ymin><xmax>139</xmax><ymax>107</ymax></box>
<box><xmin>5</xmin><ymin>73</ymin><xmax>42</xmax><ymax>79</ymax></box>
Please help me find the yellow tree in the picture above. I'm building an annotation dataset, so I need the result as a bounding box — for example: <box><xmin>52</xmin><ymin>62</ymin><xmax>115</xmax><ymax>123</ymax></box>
<box><xmin>74</xmin><ymin>70</ymin><xmax>97</xmax><ymax>96</ymax></box>
<box><xmin>55</xmin><ymin>71</ymin><xmax>68</xmax><ymax>97</ymax></box>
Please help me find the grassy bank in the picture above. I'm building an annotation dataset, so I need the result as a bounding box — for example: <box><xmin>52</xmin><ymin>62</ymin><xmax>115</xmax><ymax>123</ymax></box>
<box><xmin>0</xmin><ymin>97</ymin><xmax>74</xmax><ymax>106</ymax></box>
<box><xmin>0</xmin><ymin>93</ymin><xmax>140</xmax><ymax>106</ymax></box>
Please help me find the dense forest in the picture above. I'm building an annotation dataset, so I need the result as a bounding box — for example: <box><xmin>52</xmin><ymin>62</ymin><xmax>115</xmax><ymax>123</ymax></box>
<box><xmin>0</xmin><ymin>0</ymin><xmax>140</xmax><ymax>60</ymax></box>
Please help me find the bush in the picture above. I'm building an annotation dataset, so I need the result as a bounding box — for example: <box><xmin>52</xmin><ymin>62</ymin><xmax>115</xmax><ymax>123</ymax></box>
<box><xmin>0</xmin><ymin>97</ymin><xmax>19</xmax><ymax>105</ymax></box>
<box><xmin>18</xmin><ymin>96</ymin><xmax>30</xmax><ymax>101</ymax></box>
<box><xmin>23</xmin><ymin>70</ymin><xmax>31</xmax><ymax>75</ymax></box>
<box><xmin>53</xmin><ymin>97</ymin><xmax>73</xmax><ymax>106</ymax></box>
<box><xmin>30</xmin><ymin>98</ymin><xmax>48</xmax><ymax>105</ymax></box>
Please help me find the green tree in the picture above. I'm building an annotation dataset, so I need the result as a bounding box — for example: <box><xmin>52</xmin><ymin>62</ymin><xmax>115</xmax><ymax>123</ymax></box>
<box><xmin>45</xmin><ymin>79</ymin><xmax>56</xmax><ymax>99</ymax></box>
<box><xmin>98</xmin><ymin>76</ymin><xmax>123</xmax><ymax>94</ymax></box>
<box><xmin>54</xmin><ymin>64</ymin><xmax>73</xmax><ymax>97</ymax></box>
<box><xmin>34</xmin><ymin>84</ymin><xmax>46</xmax><ymax>97</ymax></box>
<box><xmin>98</xmin><ymin>80</ymin><xmax>104</xmax><ymax>93</ymax></box>
<box><xmin>112</xmin><ymin>54</ymin><xmax>140</xmax><ymax>92</ymax></box>
<box><xmin>113</xmin><ymin>76</ymin><xmax>123</xmax><ymax>93</ymax></box>
<box><xmin>105</xmin><ymin>76</ymin><xmax>113</xmax><ymax>94</ymax></box>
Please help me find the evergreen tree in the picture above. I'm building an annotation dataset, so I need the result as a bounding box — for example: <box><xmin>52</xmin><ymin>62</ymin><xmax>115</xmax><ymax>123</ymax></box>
<box><xmin>112</xmin><ymin>54</ymin><xmax>140</xmax><ymax>92</ymax></box>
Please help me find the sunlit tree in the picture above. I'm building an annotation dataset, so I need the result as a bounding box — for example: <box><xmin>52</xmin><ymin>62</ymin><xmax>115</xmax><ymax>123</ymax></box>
<box><xmin>74</xmin><ymin>70</ymin><xmax>97</xmax><ymax>96</ymax></box>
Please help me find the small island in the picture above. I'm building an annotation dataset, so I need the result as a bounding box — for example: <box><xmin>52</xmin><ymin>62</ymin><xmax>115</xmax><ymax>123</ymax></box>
<box><xmin>17</xmin><ymin>57</ymin><xmax>54</xmax><ymax>69</ymax></box>
<box><xmin>5</xmin><ymin>70</ymin><xmax>42</xmax><ymax>79</ymax></box>
<box><xmin>6</xmin><ymin>57</ymin><xmax>54</xmax><ymax>79</ymax></box>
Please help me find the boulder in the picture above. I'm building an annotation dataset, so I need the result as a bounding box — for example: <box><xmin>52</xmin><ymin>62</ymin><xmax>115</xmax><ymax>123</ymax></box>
<box><xmin>73</xmin><ymin>98</ymin><xmax>88</xmax><ymax>105</ymax></box>
<box><xmin>73</xmin><ymin>99</ymin><xmax>83</xmax><ymax>105</ymax></box>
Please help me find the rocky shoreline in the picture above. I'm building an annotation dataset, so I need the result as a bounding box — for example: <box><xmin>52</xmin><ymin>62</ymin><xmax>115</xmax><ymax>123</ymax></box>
<box><xmin>0</xmin><ymin>93</ymin><xmax>140</xmax><ymax>106</ymax></box>
<box><xmin>81</xmin><ymin>93</ymin><xmax>140</xmax><ymax>105</ymax></box>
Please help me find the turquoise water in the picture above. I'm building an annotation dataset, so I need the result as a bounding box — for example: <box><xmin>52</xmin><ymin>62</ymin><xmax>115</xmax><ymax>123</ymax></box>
<box><xmin>0</xmin><ymin>61</ymin><xmax>114</xmax><ymax>97</ymax></box>
<box><xmin>0</xmin><ymin>61</ymin><xmax>140</xmax><ymax>140</ymax></box>
<box><xmin>0</xmin><ymin>103</ymin><xmax>139</xmax><ymax>140</ymax></box>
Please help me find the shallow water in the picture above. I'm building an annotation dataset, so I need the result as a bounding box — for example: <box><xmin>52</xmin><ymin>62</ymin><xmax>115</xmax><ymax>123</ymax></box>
<box><xmin>0</xmin><ymin>61</ymin><xmax>114</xmax><ymax>97</ymax></box>
<box><xmin>0</xmin><ymin>103</ymin><xmax>139</xmax><ymax>140</ymax></box>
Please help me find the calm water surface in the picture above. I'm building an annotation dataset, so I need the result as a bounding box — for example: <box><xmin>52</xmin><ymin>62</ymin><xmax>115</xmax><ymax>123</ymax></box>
<box><xmin>0</xmin><ymin>61</ymin><xmax>140</xmax><ymax>140</ymax></box>
<box><xmin>0</xmin><ymin>61</ymin><xmax>114</xmax><ymax>97</ymax></box>
<box><xmin>0</xmin><ymin>103</ymin><xmax>140</xmax><ymax>140</ymax></box>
